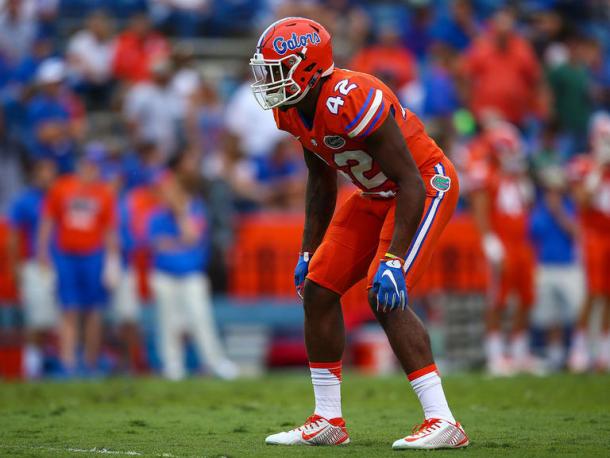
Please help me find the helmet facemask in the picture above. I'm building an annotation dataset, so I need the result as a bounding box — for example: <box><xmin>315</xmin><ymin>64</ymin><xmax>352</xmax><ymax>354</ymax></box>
<box><xmin>250</xmin><ymin>53</ymin><xmax>313</xmax><ymax>110</ymax></box>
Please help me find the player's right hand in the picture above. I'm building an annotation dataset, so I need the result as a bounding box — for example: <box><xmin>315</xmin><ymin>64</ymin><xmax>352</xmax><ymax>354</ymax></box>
<box><xmin>294</xmin><ymin>252</ymin><xmax>311</xmax><ymax>300</ymax></box>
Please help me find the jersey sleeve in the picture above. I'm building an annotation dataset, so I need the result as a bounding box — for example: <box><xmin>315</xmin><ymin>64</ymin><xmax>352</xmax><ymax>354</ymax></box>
<box><xmin>335</xmin><ymin>81</ymin><xmax>391</xmax><ymax>140</ymax></box>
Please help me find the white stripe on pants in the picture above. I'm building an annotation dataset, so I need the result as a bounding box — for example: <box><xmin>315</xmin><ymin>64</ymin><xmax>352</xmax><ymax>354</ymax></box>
<box><xmin>152</xmin><ymin>271</ymin><xmax>227</xmax><ymax>380</ymax></box>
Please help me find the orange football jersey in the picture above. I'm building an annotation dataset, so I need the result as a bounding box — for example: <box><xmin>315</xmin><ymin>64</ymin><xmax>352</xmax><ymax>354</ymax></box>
<box><xmin>465</xmin><ymin>138</ymin><xmax>532</xmax><ymax>241</ymax></box>
<box><xmin>568</xmin><ymin>156</ymin><xmax>610</xmax><ymax>232</ymax></box>
<box><xmin>44</xmin><ymin>175</ymin><xmax>116</xmax><ymax>253</ymax></box>
<box><xmin>273</xmin><ymin>68</ymin><xmax>445</xmax><ymax>196</ymax></box>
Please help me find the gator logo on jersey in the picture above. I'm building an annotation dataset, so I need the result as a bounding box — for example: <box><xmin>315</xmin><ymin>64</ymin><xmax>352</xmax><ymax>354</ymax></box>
<box><xmin>323</xmin><ymin>135</ymin><xmax>346</xmax><ymax>149</ymax></box>
<box><xmin>273</xmin><ymin>32</ymin><xmax>321</xmax><ymax>55</ymax></box>
<box><xmin>430</xmin><ymin>174</ymin><xmax>451</xmax><ymax>192</ymax></box>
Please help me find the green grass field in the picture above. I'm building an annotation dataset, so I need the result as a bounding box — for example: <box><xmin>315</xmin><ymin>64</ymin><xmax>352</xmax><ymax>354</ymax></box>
<box><xmin>1</xmin><ymin>372</ymin><xmax>609</xmax><ymax>457</ymax></box>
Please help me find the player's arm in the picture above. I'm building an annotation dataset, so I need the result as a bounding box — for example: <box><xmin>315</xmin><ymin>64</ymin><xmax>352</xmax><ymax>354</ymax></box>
<box><xmin>301</xmin><ymin>148</ymin><xmax>337</xmax><ymax>253</ymax></box>
<box><xmin>36</xmin><ymin>215</ymin><xmax>54</xmax><ymax>268</ymax></box>
<box><xmin>470</xmin><ymin>189</ymin><xmax>504</xmax><ymax>266</ymax></box>
<box><xmin>6</xmin><ymin>226</ymin><xmax>21</xmax><ymax>281</ymax></box>
<box><xmin>294</xmin><ymin>148</ymin><xmax>336</xmax><ymax>298</ymax></box>
<box><xmin>364</xmin><ymin>115</ymin><xmax>425</xmax><ymax>258</ymax></box>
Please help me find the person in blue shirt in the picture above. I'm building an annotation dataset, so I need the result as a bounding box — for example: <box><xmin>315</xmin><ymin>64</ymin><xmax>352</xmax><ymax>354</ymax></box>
<box><xmin>148</xmin><ymin>153</ymin><xmax>237</xmax><ymax>381</ymax></box>
<box><xmin>529</xmin><ymin>166</ymin><xmax>583</xmax><ymax>370</ymax></box>
<box><xmin>7</xmin><ymin>158</ymin><xmax>58</xmax><ymax>378</ymax></box>
<box><xmin>25</xmin><ymin>58</ymin><xmax>79</xmax><ymax>174</ymax></box>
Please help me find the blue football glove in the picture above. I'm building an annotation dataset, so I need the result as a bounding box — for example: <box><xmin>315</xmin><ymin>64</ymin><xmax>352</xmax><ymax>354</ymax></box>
<box><xmin>372</xmin><ymin>256</ymin><xmax>408</xmax><ymax>312</ymax></box>
<box><xmin>294</xmin><ymin>252</ymin><xmax>311</xmax><ymax>299</ymax></box>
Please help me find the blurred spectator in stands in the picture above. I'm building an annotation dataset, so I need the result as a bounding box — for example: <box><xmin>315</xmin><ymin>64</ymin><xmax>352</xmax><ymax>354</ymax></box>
<box><xmin>224</xmin><ymin>72</ymin><xmax>286</xmax><ymax>158</ymax></box>
<box><xmin>431</xmin><ymin>0</ymin><xmax>479</xmax><ymax>52</ymax></box>
<box><xmin>37</xmin><ymin>148</ymin><xmax>118</xmax><ymax>375</ymax></box>
<box><xmin>26</xmin><ymin>58</ymin><xmax>85</xmax><ymax>174</ymax></box>
<box><xmin>113</xmin><ymin>171</ymin><xmax>160</xmax><ymax>373</ymax></box>
<box><xmin>403</xmin><ymin>3</ymin><xmax>433</xmax><ymax>60</ymax></box>
<box><xmin>12</xmin><ymin>34</ymin><xmax>56</xmax><ymax>87</ymax></box>
<box><xmin>530</xmin><ymin>166</ymin><xmax>582</xmax><ymax>371</ymax></box>
<box><xmin>148</xmin><ymin>155</ymin><xmax>238</xmax><ymax>380</ymax></box>
<box><xmin>567</xmin><ymin>113</ymin><xmax>610</xmax><ymax>373</ymax></box>
<box><xmin>467</xmin><ymin>120</ymin><xmax>538</xmax><ymax>375</ymax></box>
<box><xmin>66</xmin><ymin>10</ymin><xmax>116</xmax><ymax>110</ymax></box>
<box><xmin>186</xmin><ymin>79</ymin><xmax>224</xmax><ymax>163</ymax></box>
<box><xmin>529</xmin><ymin>7</ymin><xmax>565</xmax><ymax>59</ymax></box>
<box><xmin>547</xmin><ymin>33</ymin><xmax>595</xmax><ymax>157</ymax></box>
<box><xmin>7</xmin><ymin>158</ymin><xmax>57</xmax><ymax>378</ymax></box>
<box><xmin>170</xmin><ymin>43</ymin><xmax>200</xmax><ymax>116</ymax></box>
<box><xmin>531</xmin><ymin>122</ymin><xmax>563</xmax><ymax>172</ymax></box>
<box><xmin>112</xmin><ymin>12</ymin><xmax>170</xmax><ymax>84</ymax></box>
<box><xmin>421</xmin><ymin>41</ymin><xmax>460</xmax><ymax>123</ymax></box>
<box><xmin>461</xmin><ymin>7</ymin><xmax>547</xmax><ymax>127</ymax></box>
<box><xmin>250</xmin><ymin>136</ymin><xmax>306</xmax><ymax>210</ymax></box>
<box><xmin>350</xmin><ymin>24</ymin><xmax>416</xmax><ymax>94</ymax></box>
<box><xmin>150</xmin><ymin>0</ymin><xmax>210</xmax><ymax>38</ymax></box>
<box><xmin>0</xmin><ymin>0</ymin><xmax>37</xmax><ymax>65</ymax></box>
<box><xmin>124</xmin><ymin>59</ymin><xmax>182</xmax><ymax>159</ymax></box>
<box><xmin>122</xmin><ymin>141</ymin><xmax>165</xmax><ymax>191</ymax></box>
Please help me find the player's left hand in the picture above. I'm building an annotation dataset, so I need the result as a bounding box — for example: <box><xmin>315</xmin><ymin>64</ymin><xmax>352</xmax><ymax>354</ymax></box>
<box><xmin>294</xmin><ymin>252</ymin><xmax>311</xmax><ymax>300</ymax></box>
<box><xmin>372</xmin><ymin>256</ymin><xmax>407</xmax><ymax>312</ymax></box>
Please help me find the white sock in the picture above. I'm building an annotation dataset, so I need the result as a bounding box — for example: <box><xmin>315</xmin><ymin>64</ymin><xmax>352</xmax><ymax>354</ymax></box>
<box><xmin>409</xmin><ymin>364</ymin><xmax>455</xmax><ymax>424</ymax></box>
<box><xmin>598</xmin><ymin>333</ymin><xmax>610</xmax><ymax>364</ymax></box>
<box><xmin>485</xmin><ymin>332</ymin><xmax>504</xmax><ymax>361</ymax></box>
<box><xmin>310</xmin><ymin>361</ymin><xmax>342</xmax><ymax>420</ymax></box>
<box><xmin>510</xmin><ymin>332</ymin><xmax>530</xmax><ymax>363</ymax></box>
<box><xmin>23</xmin><ymin>344</ymin><xmax>43</xmax><ymax>379</ymax></box>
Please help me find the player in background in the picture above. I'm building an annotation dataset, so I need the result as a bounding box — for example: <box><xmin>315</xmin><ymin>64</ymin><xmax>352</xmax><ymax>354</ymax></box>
<box><xmin>250</xmin><ymin>18</ymin><xmax>468</xmax><ymax>449</ymax></box>
<box><xmin>567</xmin><ymin>112</ymin><xmax>610</xmax><ymax>372</ymax></box>
<box><xmin>112</xmin><ymin>180</ymin><xmax>160</xmax><ymax>373</ymax></box>
<box><xmin>147</xmin><ymin>153</ymin><xmax>238</xmax><ymax>381</ymax></box>
<box><xmin>7</xmin><ymin>159</ymin><xmax>58</xmax><ymax>378</ymax></box>
<box><xmin>529</xmin><ymin>167</ymin><xmax>582</xmax><ymax>371</ymax></box>
<box><xmin>466</xmin><ymin>119</ymin><xmax>537</xmax><ymax>375</ymax></box>
<box><xmin>37</xmin><ymin>148</ymin><xmax>119</xmax><ymax>374</ymax></box>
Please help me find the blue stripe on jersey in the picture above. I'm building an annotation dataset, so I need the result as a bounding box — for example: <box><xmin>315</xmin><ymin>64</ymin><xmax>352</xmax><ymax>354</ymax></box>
<box><xmin>359</xmin><ymin>101</ymin><xmax>385</xmax><ymax>138</ymax></box>
<box><xmin>345</xmin><ymin>88</ymin><xmax>375</xmax><ymax>131</ymax></box>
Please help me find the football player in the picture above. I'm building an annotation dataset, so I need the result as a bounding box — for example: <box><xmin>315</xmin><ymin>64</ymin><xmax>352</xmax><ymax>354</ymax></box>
<box><xmin>250</xmin><ymin>17</ymin><xmax>468</xmax><ymax>449</ymax></box>
<box><xmin>466</xmin><ymin>120</ymin><xmax>537</xmax><ymax>375</ymax></box>
<box><xmin>567</xmin><ymin>113</ymin><xmax>610</xmax><ymax>372</ymax></box>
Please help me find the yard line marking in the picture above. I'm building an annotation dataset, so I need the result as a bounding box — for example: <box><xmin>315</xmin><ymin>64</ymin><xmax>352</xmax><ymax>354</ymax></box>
<box><xmin>0</xmin><ymin>444</ymin><xmax>176</xmax><ymax>457</ymax></box>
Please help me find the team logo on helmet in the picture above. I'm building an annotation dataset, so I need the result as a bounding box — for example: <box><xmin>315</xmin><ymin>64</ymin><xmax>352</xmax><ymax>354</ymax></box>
<box><xmin>273</xmin><ymin>32</ymin><xmax>321</xmax><ymax>55</ymax></box>
<box><xmin>323</xmin><ymin>135</ymin><xmax>346</xmax><ymax>149</ymax></box>
<box><xmin>430</xmin><ymin>174</ymin><xmax>451</xmax><ymax>192</ymax></box>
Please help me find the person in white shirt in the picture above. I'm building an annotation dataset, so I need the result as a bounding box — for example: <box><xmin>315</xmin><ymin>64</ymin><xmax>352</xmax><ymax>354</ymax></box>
<box><xmin>123</xmin><ymin>59</ymin><xmax>183</xmax><ymax>159</ymax></box>
<box><xmin>66</xmin><ymin>10</ymin><xmax>116</xmax><ymax>109</ymax></box>
<box><xmin>224</xmin><ymin>78</ymin><xmax>288</xmax><ymax>158</ymax></box>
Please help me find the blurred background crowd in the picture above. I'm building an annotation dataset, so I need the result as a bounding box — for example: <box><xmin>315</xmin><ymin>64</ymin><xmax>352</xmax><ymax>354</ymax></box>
<box><xmin>1</xmin><ymin>0</ymin><xmax>610</xmax><ymax>381</ymax></box>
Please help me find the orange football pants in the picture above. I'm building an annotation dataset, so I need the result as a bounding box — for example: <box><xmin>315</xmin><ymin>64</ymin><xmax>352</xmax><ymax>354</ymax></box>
<box><xmin>307</xmin><ymin>159</ymin><xmax>459</xmax><ymax>296</ymax></box>
<box><xmin>487</xmin><ymin>240</ymin><xmax>535</xmax><ymax>309</ymax></box>
<box><xmin>583</xmin><ymin>229</ymin><xmax>610</xmax><ymax>296</ymax></box>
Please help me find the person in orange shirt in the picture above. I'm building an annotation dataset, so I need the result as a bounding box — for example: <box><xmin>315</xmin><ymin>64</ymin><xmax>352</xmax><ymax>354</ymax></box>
<box><xmin>461</xmin><ymin>8</ymin><xmax>546</xmax><ymax>127</ymax></box>
<box><xmin>467</xmin><ymin>120</ymin><xmax>537</xmax><ymax>375</ymax></box>
<box><xmin>38</xmin><ymin>148</ymin><xmax>118</xmax><ymax>374</ymax></box>
<box><xmin>349</xmin><ymin>25</ymin><xmax>416</xmax><ymax>93</ymax></box>
<box><xmin>112</xmin><ymin>12</ymin><xmax>170</xmax><ymax>84</ymax></box>
<box><xmin>567</xmin><ymin>113</ymin><xmax>610</xmax><ymax>372</ymax></box>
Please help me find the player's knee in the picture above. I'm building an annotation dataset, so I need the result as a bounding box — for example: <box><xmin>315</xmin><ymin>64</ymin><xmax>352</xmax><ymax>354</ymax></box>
<box><xmin>303</xmin><ymin>280</ymin><xmax>340</xmax><ymax>314</ymax></box>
